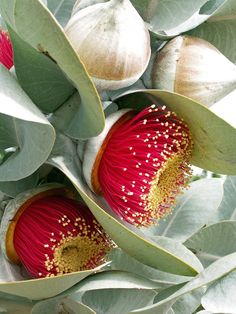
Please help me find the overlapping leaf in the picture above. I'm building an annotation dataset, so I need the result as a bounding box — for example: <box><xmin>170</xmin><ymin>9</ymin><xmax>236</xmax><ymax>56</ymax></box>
<box><xmin>0</xmin><ymin>0</ymin><xmax>105</xmax><ymax>139</ymax></box>
<box><xmin>184</xmin><ymin>221</ymin><xmax>236</xmax><ymax>267</ymax></box>
<box><xmin>47</xmin><ymin>0</ymin><xmax>76</xmax><ymax>26</ymax></box>
<box><xmin>0</xmin><ymin>65</ymin><xmax>55</xmax><ymax>181</ymax></box>
<box><xmin>129</xmin><ymin>252</ymin><xmax>236</xmax><ymax>313</ymax></box>
<box><xmin>210</xmin><ymin>175</ymin><xmax>236</xmax><ymax>221</ymax></box>
<box><xmin>131</xmin><ymin>0</ymin><xmax>226</xmax><ymax>38</ymax></box>
<box><xmin>9</xmin><ymin>27</ymin><xmax>75</xmax><ymax>113</ymax></box>
<box><xmin>189</xmin><ymin>0</ymin><xmax>236</xmax><ymax>63</ymax></box>
<box><xmin>81</xmin><ymin>289</ymin><xmax>156</xmax><ymax>314</ymax></box>
<box><xmin>201</xmin><ymin>269</ymin><xmax>236</xmax><ymax>313</ymax></box>
<box><xmin>0</xmin><ymin>268</ymin><xmax>100</xmax><ymax>300</ymax></box>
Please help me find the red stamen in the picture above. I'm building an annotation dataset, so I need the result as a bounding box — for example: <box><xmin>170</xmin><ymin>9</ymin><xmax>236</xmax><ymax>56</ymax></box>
<box><xmin>0</xmin><ymin>30</ymin><xmax>13</xmax><ymax>69</ymax></box>
<box><xmin>13</xmin><ymin>196</ymin><xmax>112</xmax><ymax>278</ymax></box>
<box><xmin>97</xmin><ymin>105</ymin><xmax>193</xmax><ymax>226</ymax></box>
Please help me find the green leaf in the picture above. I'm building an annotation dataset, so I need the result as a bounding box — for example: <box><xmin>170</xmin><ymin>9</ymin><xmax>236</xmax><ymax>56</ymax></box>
<box><xmin>130</xmin><ymin>0</ymin><xmax>226</xmax><ymax>38</ymax></box>
<box><xmin>144</xmin><ymin>179</ymin><xmax>224</xmax><ymax>242</ymax></box>
<box><xmin>129</xmin><ymin>252</ymin><xmax>236</xmax><ymax>313</ymax></box>
<box><xmin>81</xmin><ymin>289</ymin><xmax>156</xmax><ymax>314</ymax></box>
<box><xmin>211</xmin><ymin>176</ymin><xmax>236</xmax><ymax>221</ymax></box>
<box><xmin>47</xmin><ymin>0</ymin><xmax>76</xmax><ymax>27</ymax></box>
<box><xmin>47</xmin><ymin>133</ymin><xmax>203</xmax><ymax>277</ymax></box>
<box><xmin>0</xmin><ymin>0</ymin><xmax>105</xmax><ymax>139</ymax></box>
<box><xmin>188</xmin><ymin>0</ymin><xmax>236</xmax><ymax>63</ymax></box>
<box><xmin>115</xmin><ymin>89</ymin><xmax>236</xmax><ymax>175</ymax></box>
<box><xmin>9</xmin><ymin>27</ymin><xmax>75</xmax><ymax>113</ymax></box>
<box><xmin>184</xmin><ymin>221</ymin><xmax>236</xmax><ymax>267</ymax></box>
<box><xmin>0</xmin><ymin>65</ymin><xmax>55</xmax><ymax>181</ymax></box>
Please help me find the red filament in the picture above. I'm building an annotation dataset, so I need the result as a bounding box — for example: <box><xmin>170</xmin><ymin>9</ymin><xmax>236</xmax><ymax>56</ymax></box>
<box><xmin>0</xmin><ymin>30</ymin><xmax>13</xmax><ymax>69</ymax></box>
<box><xmin>97</xmin><ymin>105</ymin><xmax>193</xmax><ymax>226</ymax></box>
<box><xmin>13</xmin><ymin>196</ymin><xmax>112</xmax><ymax>278</ymax></box>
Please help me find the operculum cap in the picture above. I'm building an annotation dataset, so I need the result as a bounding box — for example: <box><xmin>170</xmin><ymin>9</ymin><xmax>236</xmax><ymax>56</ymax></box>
<box><xmin>144</xmin><ymin>35</ymin><xmax>236</xmax><ymax>107</ymax></box>
<box><xmin>65</xmin><ymin>0</ymin><xmax>151</xmax><ymax>91</ymax></box>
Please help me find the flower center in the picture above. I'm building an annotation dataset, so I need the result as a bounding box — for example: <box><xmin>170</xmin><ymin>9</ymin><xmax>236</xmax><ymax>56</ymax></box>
<box><xmin>53</xmin><ymin>236</ymin><xmax>108</xmax><ymax>274</ymax></box>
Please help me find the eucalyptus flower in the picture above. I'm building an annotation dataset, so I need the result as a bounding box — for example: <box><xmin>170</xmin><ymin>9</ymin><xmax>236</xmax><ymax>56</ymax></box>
<box><xmin>83</xmin><ymin>104</ymin><xmax>193</xmax><ymax>227</ymax></box>
<box><xmin>3</xmin><ymin>186</ymin><xmax>113</xmax><ymax>278</ymax></box>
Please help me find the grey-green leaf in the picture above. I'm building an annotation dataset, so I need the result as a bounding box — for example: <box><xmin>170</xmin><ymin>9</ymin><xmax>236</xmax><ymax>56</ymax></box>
<box><xmin>188</xmin><ymin>0</ymin><xmax>236</xmax><ymax>63</ymax></box>
<box><xmin>0</xmin><ymin>65</ymin><xmax>55</xmax><ymax>181</ymax></box>
<box><xmin>184</xmin><ymin>221</ymin><xmax>236</xmax><ymax>267</ymax></box>
<box><xmin>171</xmin><ymin>289</ymin><xmax>202</xmax><ymax>314</ymax></box>
<box><xmin>108</xmin><ymin>248</ymin><xmax>192</xmax><ymax>287</ymax></box>
<box><xmin>81</xmin><ymin>289</ymin><xmax>157</xmax><ymax>314</ymax></box>
<box><xmin>130</xmin><ymin>0</ymin><xmax>226</xmax><ymax>38</ymax></box>
<box><xmin>74</xmin><ymin>270</ymin><xmax>162</xmax><ymax>293</ymax></box>
<box><xmin>129</xmin><ymin>252</ymin><xmax>236</xmax><ymax>313</ymax></box>
<box><xmin>211</xmin><ymin>176</ymin><xmax>236</xmax><ymax>221</ymax></box>
<box><xmin>201</xmin><ymin>270</ymin><xmax>236</xmax><ymax>313</ymax></box>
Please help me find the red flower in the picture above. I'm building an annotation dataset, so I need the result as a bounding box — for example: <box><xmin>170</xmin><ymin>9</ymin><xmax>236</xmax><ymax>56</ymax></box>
<box><xmin>7</xmin><ymin>194</ymin><xmax>112</xmax><ymax>278</ymax></box>
<box><xmin>83</xmin><ymin>105</ymin><xmax>193</xmax><ymax>227</ymax></box>
<box><xmin>0</xmin><ymin>30</ymin><xmax>13</xmax><ymax>70</ymax></box>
